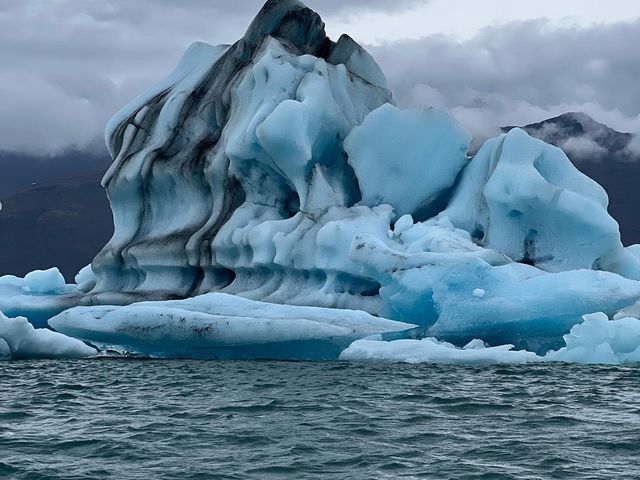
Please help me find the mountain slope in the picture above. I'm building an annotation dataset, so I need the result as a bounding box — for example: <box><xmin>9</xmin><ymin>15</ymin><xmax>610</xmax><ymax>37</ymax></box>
<box><xmin>0</xmin><ymin>170</ymin><xmax>113</xmax><ymax>280</ymax></box>
<box><xmin>0</xmin><ymin>148</ymin><xmax>111</xmax><ymax>197</ymax></box>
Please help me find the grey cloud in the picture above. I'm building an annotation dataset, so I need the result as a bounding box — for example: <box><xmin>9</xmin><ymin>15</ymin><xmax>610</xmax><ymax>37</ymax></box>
<box><xmin>561</xmin><ymin>136</ymin><xmax>607</xmax><ymax>158</ymax></box>
<box><xmin>626</xmin><ymin>135</ymin><xmax>640</xmax><ymax>156</ymax></box>
<box><xmin>370</xmin><ymin>19</ymin><xmax>640</xmax><ymax>137</ymax></box>
<box><xmin>0</xmin><ymin>1</ymin><xmax>638</xmax><ymax>154</ymax></box>
<box><xmin>0</xmin><ymin>0</ymin><xmax>427</xmax><ymax>153</ymax></box>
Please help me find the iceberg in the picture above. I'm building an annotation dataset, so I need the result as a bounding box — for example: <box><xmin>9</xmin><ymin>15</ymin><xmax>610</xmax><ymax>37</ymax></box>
<box><xmin>341</xmin><ymin>312</ymin><xmax>640</xmax><ymax>365</ymax></box>
<box><xmin>0</xmin><ymin>268</ymin><xmax>83</xmax><ymax>328</ymax></box>
<box><xmin>3</xmin><ymin>0</ymin><xmax>640</xmax><ymax>362</ymax></box>
<box><xmin>350</xmin><ymin>222</ymin><xmax>640</xmax><ymax>352</ymax></box>
<box><xmin>49</xmin><ymin>293</ymin><xmax>416</xmax><ymax>360</ymax></box>
<box><xmin>546</xmin><ymin>313</ymin><xmax>640</xmax><ymax>364</ymax></box>
<box><xmin>0</xmin><ymin>310</ymin><xmax>96</xmax><ymax>360</ymax></box>
<box><xmin>340</xmin><ymin>337</ymin><xmax>540</xmax><ymax>365</ymax></box>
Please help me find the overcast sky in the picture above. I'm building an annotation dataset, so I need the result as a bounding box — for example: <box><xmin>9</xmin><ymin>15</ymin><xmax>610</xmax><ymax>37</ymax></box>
<box><xmin>0</xmin><ymin>0</ymin><xmax>638</xmax><ymax>154</ymax></box>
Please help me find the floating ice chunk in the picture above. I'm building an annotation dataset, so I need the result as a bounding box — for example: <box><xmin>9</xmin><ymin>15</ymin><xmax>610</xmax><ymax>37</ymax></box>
<box><xmin>546</xmin><ymin>313</ymin><xmax>640</xmax><ymax>364</ymax></box>
<box><xmin>345</xmin><ymin>104</ymin><xmax>470</xmax><ymax>219</ymax></box>
<box><xmin>49</xmin><ymin>293</ymin><xmax>416</xmax><ymax>360</ymax></box>
<box><xmin>93</xmin><ymin>16</ymin><xmax>392</xmax><ymax>302</ymax></box>
<box><xmin>463</xmin><ymin>339</ymin><xmax>487</xmax><ymax>349</ymax></box>
<box><xmin>0</xmin><ymin>271</ymin><xmax>81</xmax><ymax>328</ymax></box>
<box><xmin>13</xmin><ymin>0</ymin><xmax>640</xmax><ymax>360</ymax></box>
<box><xmin>341</xmin><ymin>312</ymin><xmax>640</xmax><ymax>365</ymax></box>
<box><xmin>23</xmin><ymin>268</ymin><xmax>67</xmax><ymax>294</ymax></box>
<box><xmin>340</xmin><ymin>337</ymin><xmax>540</xmax><ymax>364</ymax></box>
<box><xmin>0</xmin><ymin>311</ymin><xmax>96</xmax><ymax>360</ymax></box>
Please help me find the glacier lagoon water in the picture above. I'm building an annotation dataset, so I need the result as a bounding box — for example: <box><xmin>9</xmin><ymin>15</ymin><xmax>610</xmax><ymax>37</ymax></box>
<box><xmin>2</xmin><ymin>360</ymin><xmax>639</xmax><ymax>479</ymax></box>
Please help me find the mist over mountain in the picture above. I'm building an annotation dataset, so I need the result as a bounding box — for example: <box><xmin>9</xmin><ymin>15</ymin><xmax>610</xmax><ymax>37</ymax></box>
<box><xmin>1</xmin><ymin>112</ymin><xmax>639</xmax><ymax>280</ymax></box>
<box><xmin>0</xmin><ymin>149</ymin><xmax>111</xmax><ymax>279</ymax></box>
<box><xmin>504</xmin><ymin>112</ymin><xmax>639</xmax><ymax>163</ymax></box>
<box><xmin>0</xmin><ymin>147</ymin><xmax>110</xmax><ymax>197</ymax></box>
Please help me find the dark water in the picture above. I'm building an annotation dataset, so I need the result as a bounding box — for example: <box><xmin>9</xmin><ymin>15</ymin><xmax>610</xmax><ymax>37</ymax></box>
<box><xmin>1</xmin><ymin>360</ymin><xmax>639</xmax><ymax>479</ymax></box>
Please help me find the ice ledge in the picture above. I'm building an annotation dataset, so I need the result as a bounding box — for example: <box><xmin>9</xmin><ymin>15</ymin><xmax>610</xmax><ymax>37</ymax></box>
<box><xmin>49</xmin><ymin>293</ymin><xmax>416</xmax><ymax>361</ymax></box>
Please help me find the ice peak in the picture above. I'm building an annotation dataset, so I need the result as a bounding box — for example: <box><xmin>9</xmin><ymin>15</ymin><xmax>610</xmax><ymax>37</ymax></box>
<box><xmin>244</xmin><ymin>0</ymin><xmax>330</xmax><ymax>57</ymax></box>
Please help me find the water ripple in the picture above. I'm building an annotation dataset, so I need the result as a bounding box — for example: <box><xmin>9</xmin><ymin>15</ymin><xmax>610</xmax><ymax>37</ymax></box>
<box><xmin>0</xmin><ymin>360</ymin><xmax>639</xmax><ymax>479</ymax></box>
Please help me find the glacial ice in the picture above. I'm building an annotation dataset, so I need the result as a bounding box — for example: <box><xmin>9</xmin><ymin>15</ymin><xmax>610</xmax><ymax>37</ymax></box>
<box><xmin>350</xmin><ymin>217</ymin><xmax>640</xmax><ymax>352</ymax></box>
<box><xmin>0</xmin><ymin>269</ymin><xmax>81</xmax><ymax>328</ymax></box>
<box><xmin>545</xmin><ymin>313</ymin><xmax>640</xmax><ymax>364</ymax></box>
<box><xmin>74</xmin><ymin>264</ymin><xmax>97</xmax><ymax>293</ymax></box>
<box><xmin>4</xmin><ymin>0</ymin><xmax>640</xmax><ymax>362</ymax></box>
<box><xmin>341</xmin><ymin>312</ymin><xmax>640</xmax><ymax>365</ymax></box>
<box><xmin>0</xmin><ymin>310</ymin><xmax>96</xmax><ymax>360</ymax></box>
<box><xmin>49</xmin><ymin>293</ymin><xmax>416</xmax><ymax>360</ymax></box>
<box><xmin>24</xmin><ymin>268</ymin><xmax>68</xmax><ymax>294</ymax></box>
<box><xmin>340</xmin><ymin>337</ymin><xmax>539</xmax><ymax>365</ymax></box>
<box><xmin>91</xmin><ymin>0</ymin><xmax>393</xmax><ymax>308</ymax></box>
<box><xmin>442</xmin><ymin>128</ymin><xmax>640</xmax><ymax>277</ymax></box>
<box><xmin>344</xmin><ymin>104</ymin><xmax>471</xmax><ymax>218</ymax></box>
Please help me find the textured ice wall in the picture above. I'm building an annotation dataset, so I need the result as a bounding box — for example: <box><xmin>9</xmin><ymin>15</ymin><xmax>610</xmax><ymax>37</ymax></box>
<box><xmin>74</xmin><ymin>0</ymin><xmax>640</xmax><ymax>353</ymax></box>
<box><xmin>92</xmin><ymin>0</ymin><xmax>405</xmax><ymax>313</ymax></box>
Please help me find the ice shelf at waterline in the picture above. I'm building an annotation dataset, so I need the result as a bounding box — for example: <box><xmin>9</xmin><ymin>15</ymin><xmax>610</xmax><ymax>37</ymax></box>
<box><xmin>50</xmin><ymin>293</ymin><xmax>416</xmax><ymax>361</ymax></box>
<box><xmin>5</xmin><ymin>0</ymin><xmax>640</xmax><ymax>361</ymax></box>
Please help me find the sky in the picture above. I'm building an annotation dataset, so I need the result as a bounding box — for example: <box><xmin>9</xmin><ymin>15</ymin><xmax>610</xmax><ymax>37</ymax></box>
<box><xmin>0</xmin><ymin>0</ymin><xmax>638</xmax><ymax>154</ymax></box>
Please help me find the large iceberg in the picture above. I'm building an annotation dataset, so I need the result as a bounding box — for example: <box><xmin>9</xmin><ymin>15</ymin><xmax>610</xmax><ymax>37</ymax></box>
<box><xmin>3</xmin><ymin>0</ymin><xmax>640</xmax><ymax>362</ymax></box>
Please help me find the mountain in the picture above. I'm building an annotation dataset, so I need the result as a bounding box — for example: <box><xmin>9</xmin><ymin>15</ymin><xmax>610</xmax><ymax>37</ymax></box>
<box><xmin>0</xmin><ymin>148</ymin><xmax>111</xmax><ymax>197</ymax></box>
<box><xmin>504</xmin><ymin>112</ymin><xmax>638</xmax><ymax>162</ymax></box>
<box><xmin>0</xmin><ymin>147</ymin><xmax>112</xmax><ymax>279</ymax></box>
<box><xmin>504</xmin><ymin>113</ymin><xmax>640</xmax><ymax>245</ymax></box>
<box><xmin>0</xmin><ymin>170</ymin><xmax>113</xmax><ymax>280</ymax></box>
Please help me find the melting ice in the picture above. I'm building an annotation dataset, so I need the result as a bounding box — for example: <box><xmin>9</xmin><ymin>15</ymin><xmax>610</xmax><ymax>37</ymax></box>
<box><xmin>3</xmin><ymin>0</ymin><xmax>640</xmax><ymax>364</ymax></box>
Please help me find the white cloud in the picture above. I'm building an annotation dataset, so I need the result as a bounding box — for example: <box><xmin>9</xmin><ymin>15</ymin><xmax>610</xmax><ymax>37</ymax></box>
<box><xmin>371</xmin><ymin>19</ymin><xmax>640</xmax><ymax>138</ymax></box>
<box><xmin>561</xmin><ymin>136</ymin><xmax>607</xmax><ymax>158</ymax></box>
<box><xmin>626</xmin><ymin>135</ymin><xmax>640</xmax><ymax>156</ymax></box>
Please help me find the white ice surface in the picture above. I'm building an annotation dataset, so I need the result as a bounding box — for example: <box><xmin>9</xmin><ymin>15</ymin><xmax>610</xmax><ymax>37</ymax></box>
<box><xmin>23</xmin><ymin>268</ymin><xmax>67</xmax><ymax>294</ymax></box>
<box><xmin>341</xmin><ymin>313</ymin><xmax>640</xmax><ymax>365</ymax></box>
<box><xmin>74</xmin><ymin>265</ymin><xmax>97</xmax><ymax>293</ymax></box>
<box><xmin>350</xmin><ymin>217</ymin><xmax>640</xmax><ymax>353</ymax></box>
<box><xmin>345</xmin><ymin>104</ymin><xmax>470</xmax><ymax>219</ymax></box>
<box><xmin>443</xmin><ymin>129</ymin><xmax>640</xmax><ymax>278</ymax></box>
<box><xmin>8</xmin><ymin>3</ymin><xmax>640</xmax><ymax>362</ymax></box>
<box><xmin>340</xmin><ymin>337</ymin><xmax>538</xmax><ymax>364</ymax></box>
<box><xmin>0</xmin><ymin>270</ymin><xmax>81</xmax><ymax>329</ymax></box>
<box><xmin>49</xmin><ymin>293</ymin><xmax>416</xmax><ymax>360</ymax></box>
<box><xmin>0</xmin><ymin>310</ymin><xmax>96</xmax><ymax>360</ymax></box>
